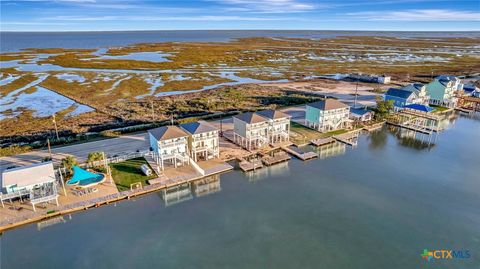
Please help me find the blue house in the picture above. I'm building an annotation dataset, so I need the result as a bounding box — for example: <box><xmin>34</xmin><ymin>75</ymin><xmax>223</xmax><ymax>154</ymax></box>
<box><xmin>384</xmin><ymin>88</ymin><xmax>418</xmax><ymax>111</ymax></box>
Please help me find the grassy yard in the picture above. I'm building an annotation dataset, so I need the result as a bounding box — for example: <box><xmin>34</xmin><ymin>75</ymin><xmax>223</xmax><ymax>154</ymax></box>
<box><xmin>430</xmin><ymin>105</ymin><xmax>450</xmax><ymax>113</ymax></box>
<box><xmin>289</xmin><ymin>122</ymin><xmax>323</xmax><ymax>145</ymax></box>
<box><xmin>109</xmin><ymin>157</ymin><xmax>156</xmax><ymax>191</ymax></box>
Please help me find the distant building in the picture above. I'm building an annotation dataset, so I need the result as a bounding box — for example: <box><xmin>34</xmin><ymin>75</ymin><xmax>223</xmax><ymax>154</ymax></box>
<box><xmin>350</xmin><ymin>107</ymin><xmax>374</xmax><ymax>122</ymax></box>
<box><xmin>148</xmin><ymin>126</ymin><xmax>190</xmax><ymax>170</ymax></box>
<box><xmin>426</xmin><ymin>75</ymin><xmax>462</xmax><ymax>107</ymax></box>
<box><xmin>180</xmin><ymin>121</ymin><xmax>219</xmax><ymax>162</ymax></box>
<box><xmin>348</xmin><ymin>74</ymin><xmax>391</xmax><ymax>84</ymax></box>
<box><xmin>1</xmin><ymin>162</ymin><xmax>59</xmax><ymax>211</ymax></box>
<box><xmin>384</xmin><ymin>88</ymin><xmax>425</xmax><ymax>111</ymax></box>
<box><xmin>256</xmin><ymin>109</ymin><xmax>291</xmax><ymax>144</ymax></box>
<box><xmin>305</xmin><ymin>99</ymin><xmax>351</xmax><ymax>132</ymax></box>
<box><xmin>233</xmin><ymin>112</ymin><xmax>270</xmax><ymax>150</ymax></box>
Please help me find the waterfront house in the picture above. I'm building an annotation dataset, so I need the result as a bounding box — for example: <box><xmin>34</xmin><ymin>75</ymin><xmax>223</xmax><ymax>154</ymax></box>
<box><xmin>1</xmin><ymin>162</ymin><xmax>59</xmax><ymax>211</ymax></box>
<box><xmin>349</xmin><ymin>107</ymin><xmax>374</xmax><ymax>122</ymax></box>
<box><xmin>305</xmin><ymin>99</ymin><xmax>351</xmax><ymax>132</ymax></box>
<box><xmin>256</xmin><ymin>109</ymin><xmax>291</xmax><ymax>144</ymax></box>
<box><xmin>426</xmin><ymin>75</ymin><xmax>462</xmax><ymax>107</ymax></box>
<box><xmin>148</xmin><ymin>126</ymin><xmax>190</xmax><ymax>170</ymax></box>
<box><xmin>384</xmin><ymin>88</ymin><xmax>420</xmax><ymax>111</ymax></box>
<box><xmin>401</xmin><ymin>83</ymin><xmax>430</xmax><ymax>105</ymax></box>
<box><xmin>233</xmin><ymin>112</ymin><xmax>270</xmax><ymax>150</ymax></box>
<box><xmin>462</xmin><ymin>84</ymin><xmax>480</xmax><ymax>97</ymax></box>
<box><xmin>180</xmin><ymin>120</ymin><xmax>220</xmax><ymax>162</ymax></box>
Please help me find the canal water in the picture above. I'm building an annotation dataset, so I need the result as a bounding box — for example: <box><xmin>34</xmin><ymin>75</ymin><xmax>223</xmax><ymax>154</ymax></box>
<box><xmin>1</xmin><ymin>114</ymin><xmax>479</xmax><ymax>269</ymax></box>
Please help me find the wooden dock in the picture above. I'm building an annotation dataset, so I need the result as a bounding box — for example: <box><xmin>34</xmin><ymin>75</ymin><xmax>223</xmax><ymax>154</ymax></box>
<box><xmin>281</xmin><ymin>146</ymin><xmax>318</xmax><ymax>160</ymax></box>
<box><xmin>362</xmin><ymin>121</ymin><xmax>385</xmax><ymax>132</ymax></box>
<box><xmin>261</xmin><ymin>152</ymin><xmax>291</xmax><ymax>166</ymax></box>
<box><xmin>333</xmin><ymin>131</ymin><xmax>360</xmax><ymax>147</ymax></box>
<box><xmin>310</xmin><ymin>137</ymin><xmax>335</xmax><ymax>146</ymax></box>
<box><xmin>238</xmin><ymin>158</ymin><xmax>264</xmax><ymax>172</ymax></box>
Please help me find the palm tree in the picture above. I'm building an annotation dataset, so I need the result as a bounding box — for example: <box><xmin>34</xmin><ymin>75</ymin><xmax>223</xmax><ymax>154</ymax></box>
<box><xmin>61</xmin><ymin>156</ymin><xmax>77</xmax><ymax>175</ymax></box>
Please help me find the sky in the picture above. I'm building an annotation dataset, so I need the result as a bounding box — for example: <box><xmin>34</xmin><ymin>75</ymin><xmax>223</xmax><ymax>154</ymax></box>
<box><xmin>1</xmin><ymin>0</ymin><xmax>479</xmax><ymax>31</ymax></box>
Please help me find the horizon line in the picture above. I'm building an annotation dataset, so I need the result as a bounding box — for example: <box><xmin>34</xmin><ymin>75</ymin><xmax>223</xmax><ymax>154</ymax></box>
<box><xmin>2</xmin><ymin>29</ymin><xmax>480</xmax><ymax>33</ymax></box>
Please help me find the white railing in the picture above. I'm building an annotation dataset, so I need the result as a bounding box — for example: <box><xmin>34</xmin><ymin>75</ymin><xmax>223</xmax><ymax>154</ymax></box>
<box><xmin>189</xmin><ymin>157</ymin><xmax>205</xmax><ymax>176</ymax></box>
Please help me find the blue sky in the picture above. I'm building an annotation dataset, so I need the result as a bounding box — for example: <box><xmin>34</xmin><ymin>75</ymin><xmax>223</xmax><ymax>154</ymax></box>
<box><xmin>1</xmin><ymin>0</ymin><xmax>479</xmax><ymax>31</ymax></box>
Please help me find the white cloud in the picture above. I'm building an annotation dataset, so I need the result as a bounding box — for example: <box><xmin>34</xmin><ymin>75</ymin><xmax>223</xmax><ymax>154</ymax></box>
<box><xmin>347</xmin><ymin>9</ymin><xmax>480</xmax><ymax>21</ymax></box>
<box><xmin>49</xmin><ymin>15</ymin><xmax>284</xmax><ymax>22</ymax></box>
<box><xmin>215</xmin><ymin>0</ymin><xmax>317</xmax><ymax>13</ymax></box>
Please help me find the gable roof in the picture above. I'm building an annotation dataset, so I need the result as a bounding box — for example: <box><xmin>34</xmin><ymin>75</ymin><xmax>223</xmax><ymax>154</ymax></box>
<box><xmin>1</xmin><ymin>162</ymin><xmax>56</xmax><ymax>188</ymax></box>
<box><xmin>307</xmin><ymin>99</ymin><xmax>349</xmax><ymax>111</ymax></box>
<box><xmin>148</xmin><ymin>125</ymin><xmax>188</xmax><ymax>141</ymax></box>
<box><xmin>350</xmin><ymin>108</ymin><xmax>373</xmax><ymax>116</ymax></box>
<box><xmin>463</xmin><ymin>84</ymin><xmax>478</xmax><ymax>93</ymax></box>
<box><xmin>404</xmin><ymin>104</ymin><xmax>434</xmax><ymax>113</ymax></box>
<box><xmin>255</xmin><ymin>109</ymin><xmax>290</xmax><ymax>120</ymax></box>
<box><xmin>233</xmin><ymin>112</ymin><xmax>268</xmax><ymax>124</ymax></box>
<box><xmin>180</xmin><ymin>120</ymin><xmax>218</xmax><ymax>135</ymax></box>
<box><xmin>385</xmin><ymin>88</ymin><xmax>416</xmax><ymax>99</ymax></box>
<box><xmin>401</xmin><ymin>83</ymin><xmax>424</xmax><ymax>93</ymax></box>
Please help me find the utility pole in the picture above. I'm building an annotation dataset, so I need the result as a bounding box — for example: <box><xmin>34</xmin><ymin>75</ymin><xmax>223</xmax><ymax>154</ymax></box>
<box><xmin>220</xmin><ymin>119</ymin><xmax>223</xmax><ymax>137</ymax></box>
<box><xmin>354</xmin><ymin>78</ymin><xmax>359</xmax><ymax>108</ymax></box>
<box><xmin>47</xmin><ymin>138</ymin><xmax>52</xmax><ymax>161</ymax></box>
<box><xmin>52</xmin><ymin>114</ymin><xmax>60</xmax><ymax>140</ymax></box>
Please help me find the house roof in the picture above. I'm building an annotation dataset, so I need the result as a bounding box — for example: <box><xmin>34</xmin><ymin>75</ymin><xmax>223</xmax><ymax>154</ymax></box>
<box><xmin>385</xmin><ymin>88</ymin><xmax>415</xmax><ymax>99</ymax></box>
<box><xmin>233</xmin><ymin>112</ymin><xmax>268</xmax><ymax>124</ymax></box>
<box><xmin>436</xmin><ymin>75</ymin><xmax>459</xmax><ymax>87</ymax></box>
<box><xmin>255</xmin><ymin>109</ymin><xmax>290</xmax><ymax>120</ymax></box>
<box><xmin>350</xmin><ymin>108</ymin><xmax>373</xmax><ymax>116</ymax></box>
<box><xmin>148</xmin><ymin>125</ymin><xmax>189</xmax><ymax>141</ymax></box>
<box><xmin>1</xmin><ymin>162</ymin><xmax>56</xmax><ymax>189</ymax></box>
<box><xmin>463</xmin><ymin>84</ymin><xmax>478</xmax><ymax>93</ymax></box>
<box><xmin>401</xmin><ymin>83</ymin><xmax>424</xmax><ymax>93</ymax></box>
<box><xmin>307</xmin><ymin>99</ymin><xmax>349</xmax><ymax>111</ymax></box>
<box><xmin>180</xmin><ymin>120</ymin><xmax>218</xmax><ymax>135</ymax></box>
<box><xmin>404</xmin><ymin>104</ymin><xmax>434</xmax><ymax>113</ymax></box>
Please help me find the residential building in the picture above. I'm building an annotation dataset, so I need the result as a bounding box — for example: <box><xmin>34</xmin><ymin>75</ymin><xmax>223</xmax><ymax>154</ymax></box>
<box><xmin>404</xmin><ymin>104</ymin><xmax>434</xmax><ymax>113</ymax></box>
<box><xmin>384</xmin><ymin>88</ymin><xmax>421</xmax><ymax>111</ymax></box>
<box><xmin>1</xmin><ymin>162</ymin><xmax>59</xmax><ymax>211</ymax></box>
<box><xmin>256</xmin><ymin>109</ymin><xmax>291</xmax><ymax>144</ymax></box>
<box><xmin>148</xmin><ymin>126</ymin><xmax>189</xmax><ymax>170</ymax></box>
<box><xmin>350</xmin><ymin>107</ymin><xmax>374</xmax><ymax>122</ymax></box>
<box><xmin>180</xmin><ymin>120</ymin><xmax>220</xmax><ymax>162</ymax></box>
<box><xmin>426</xmin><ymin>75</ymin><xmax>462</xmax><ymax>107</ymax></box>
<box><xmin>401</xmin><ymin>83</ymin><xmax>430</xmax><ymax>105</ymax></box>
<box><xmin>305</xmin><ymin>99</ymin><xmax>351</xmax><ymax>132</ymax></box>
<box><xmin>348</xmin><ymin>73</ymin><xmax>391</xmax><ymax>84</ymax></box>
<box><xmin>462</xmin><ymin>84</ymin><xmax>480</xmax><ymax>97</ymax></box>
<box><xmin>233</xmin><ymin>112</ymin><xmax>270</xmax><ymax>150</ymax></box>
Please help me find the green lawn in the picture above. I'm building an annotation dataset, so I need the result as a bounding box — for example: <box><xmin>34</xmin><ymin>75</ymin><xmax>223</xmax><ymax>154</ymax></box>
<box><xmin>430</xmin><ymin>105</ymin><xmax>450</xmax><ymax>113</ymax></box>
<box><xmin>109</xmin><ymin>157</ymin><xmax>156</xmax><ymax>191</ymax></box>
<box><xmin>289</xmin><ymin>121</ymin><xmax>350</xmax><ymax>145</ymax></box>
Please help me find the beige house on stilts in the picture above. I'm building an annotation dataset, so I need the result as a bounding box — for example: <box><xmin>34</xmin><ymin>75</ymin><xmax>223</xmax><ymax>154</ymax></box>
<box><xmin>180</xmin><ymin>120</ymin><xmax>220</xmax><ymax>162</ymax></box>
<box><xmin>233</xmin><ymin>110</ymin><xmax>291</xmax><ymax>150</ymax></box>
<box><xmin>256</xmin><ymin>109</ymin><xmax>291</xmax><ymax>144</ymax></box>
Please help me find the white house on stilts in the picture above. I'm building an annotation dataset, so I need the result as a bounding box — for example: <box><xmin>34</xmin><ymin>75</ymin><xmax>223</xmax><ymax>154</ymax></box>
<box><xmin>148</xmin><ymin>126</ymin><xmax>190</xmax><ymax>171</ymax></box>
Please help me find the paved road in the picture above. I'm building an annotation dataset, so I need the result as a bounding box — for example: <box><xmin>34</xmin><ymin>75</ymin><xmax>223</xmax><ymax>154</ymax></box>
<box><xmin>0</xmin><ymin>133</ymin><xmax>149</xmax><ymax>171</ymax></box>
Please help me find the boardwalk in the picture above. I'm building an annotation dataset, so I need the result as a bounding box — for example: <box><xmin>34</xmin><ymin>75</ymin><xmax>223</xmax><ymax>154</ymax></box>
<box><xmin>261</xmin><ymin>152</ymin><xmax>291</xmax><ymax>166</ymax></box>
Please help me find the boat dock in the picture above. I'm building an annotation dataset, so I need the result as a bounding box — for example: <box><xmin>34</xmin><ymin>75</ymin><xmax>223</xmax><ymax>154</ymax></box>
<box><xmin>310</xmin><ymin>137</ymin><xmax>335</xmax><ymax>146</ymax></box>
<box><xmin>362</xmin><ymin>121</ymin><xmax>385</xmax><ymax>132</ymax></box>
<box><xmin>238</xmin><ymin>158</ymin><xmax>264</xmax><ymax>172</ymax></box>
<box><xmin>333</xmin><ymin>131</ymin><xmax>360</xmax><ymax>147</ymax></box>
<box><xmin>261</xmin><ymin>151</ymin><xmax>291</xmax><ymax>166</ymax></box>
<box><xmin>281</xmin><ymin>146</ymin><xmax>318</xmax><ymax>160</ymax></box>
